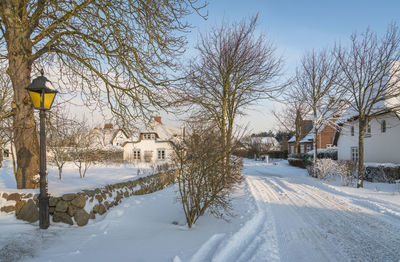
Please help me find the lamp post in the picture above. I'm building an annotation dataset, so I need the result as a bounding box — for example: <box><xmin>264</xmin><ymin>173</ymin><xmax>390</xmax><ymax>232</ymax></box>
<box><xmin>26</xmin><ymin>70</ymin><xmax>57</xmax><ymax>229</ymax></box>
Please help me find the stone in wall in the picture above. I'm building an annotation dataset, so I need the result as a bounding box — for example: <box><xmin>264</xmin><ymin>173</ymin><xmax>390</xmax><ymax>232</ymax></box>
<box><xmin>16</xmin><ymin>199</ymin><xmax>39</xmax><ymax>223</ymax></box>
<box><xmin>74</xmin><ymin>209</ymin><xmax>89</xmax><ymax>226</ymax></box>
<box><xmin>53</xmin><ymin>211</ymin><xmax>73</xmax><ymax>225</ymax></box>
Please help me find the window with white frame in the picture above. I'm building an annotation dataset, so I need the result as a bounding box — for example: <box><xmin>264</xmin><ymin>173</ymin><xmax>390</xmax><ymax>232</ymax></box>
<box><xmin>143</xmin><ymin>133</ymin><xmax>155</xmax><ymax>140</ymax></box>
<box><xmin>381</xmin><ymin>120</ymin><xmax>386</xmax><ymax>133</ymax></box>
<box><xmin>351</xmin><ymin>147</ymin><xmax>358</xmax><ymax>162</ymax></box>
<box><xmin>306</xmin><ymin>144</ymin><xmax>311</xmax><ymax>152</ymax></box>
<box><xmin>157</xmin><ymin>149</ymin><xmax>166</xmax><ymax>160</ymax></box>
<box><xmin>290</xmin><ymin>145</ymin><xmax>294</xmax><ymax>154</ymax></box>
<box><xmin>132</xmin><ymin>149</ymin><xmax>141</xmax><ymax>160</ymax></box>
<box><xmin>365</xmin><ymin>122</ymin><xmax>371</xmax><ymax>137</ymax></box>
<box><xmin>300</xmin><ymin>145</ymin><xmax>305</xmax><ymax>153</ymax></box>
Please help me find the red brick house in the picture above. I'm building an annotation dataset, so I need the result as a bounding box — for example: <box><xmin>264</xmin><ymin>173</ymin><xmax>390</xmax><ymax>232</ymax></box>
<box><xmin>288</xmin><ymin>122</ymin><xmax>336</xmax><ymax>154</ymax></box>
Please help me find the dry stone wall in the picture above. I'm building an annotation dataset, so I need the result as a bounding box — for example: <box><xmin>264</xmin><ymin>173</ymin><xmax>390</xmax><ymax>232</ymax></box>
<box><xmin>0</xmin><ymin>170</ymin><xmax>176</xmax><ymax>226</ymax></box>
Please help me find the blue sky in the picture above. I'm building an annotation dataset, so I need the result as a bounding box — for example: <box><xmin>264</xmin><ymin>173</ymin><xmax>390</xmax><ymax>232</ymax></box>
<box><xmin>174</xmin><ymin>0</ymin><xmax>400</xmax><ymax>133</ymax></box>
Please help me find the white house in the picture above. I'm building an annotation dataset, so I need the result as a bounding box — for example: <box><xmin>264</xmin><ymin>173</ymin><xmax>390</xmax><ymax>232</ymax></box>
<box><xmin>90</xmin><ymin>124</ymin><xmax>130</xmax><ymax>148</ymax></box>
<box><xmin>122</xmin><ymin>117</ymin><xmax>183</xmax><ymax>164</ymax></box>
<box><xmin>337</xmin><ymin>111</ymin><xmax>400</xmax><ymax>164</ymax></box>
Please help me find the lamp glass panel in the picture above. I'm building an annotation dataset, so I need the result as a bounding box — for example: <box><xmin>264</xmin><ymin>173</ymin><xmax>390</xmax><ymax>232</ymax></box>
<box><xmin>43</xmin><ymin>92</ymin><xmax>55</xmax><ymax>109</ymax></box>
<box><xmin>29</xmin><ymin>90</ymin><xmax>43</xmax><ymax>109</ymax></box>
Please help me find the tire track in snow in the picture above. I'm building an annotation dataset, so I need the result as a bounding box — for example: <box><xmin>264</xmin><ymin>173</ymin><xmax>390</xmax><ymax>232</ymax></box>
<box><xmin>257</xmin><ymin>177</ymin><xmax>340</xmax><ymax>262</ymax></box>
<box><xmin>190</xmin><ymin>233</ymin><xmax>225</xmax><ymax>262</ymax></box>
<box><xmin>189</xmin><ymin>176</ymin><xmax>280</xmax><ymax>262</ymax></box>
<box><xmin>265</xmin><ymin>176</ymin><xmax>400</xmax><ymax>262</ymax></box>
<box><xmin>211</xmin><ymin>176</ymin><xmax>280</xmax><ymax>262</ymax></box>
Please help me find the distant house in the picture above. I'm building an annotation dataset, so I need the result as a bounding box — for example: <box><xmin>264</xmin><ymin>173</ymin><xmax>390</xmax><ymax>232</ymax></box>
<box><xmin>337</xmin><ymin>110</ymin><xmax>400</xmax><ymax>164</ymax></box>
<box><xmin>90</xmin><ymin>124</ymin><xmax>130</xmax><ymax>148</ymax></box>
<box><xmin>288</xmin><ymin>121</ymin><xmax>337</xmax><ymax>154</ymax></box>
<box><xmin>287</xmin><ymin>120</ymin><xmax>312</xmax><ymax>154</ymax></box>
<box><xmin>123</xmin><ymin>117</ymin><xmax>184</xmax><ymax>164</ymax></box>
<box><xmin>256</xmin><ymin>136</ymin><xmax>281</xmax><ymax>151</ymax></box>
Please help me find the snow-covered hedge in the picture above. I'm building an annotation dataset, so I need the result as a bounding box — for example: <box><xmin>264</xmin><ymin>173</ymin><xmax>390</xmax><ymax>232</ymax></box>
<box><xmin>364</xmin><ymin>164</ymin><xmax>400</xmax><ymax>183</ymax></box>
<box><xmin>288</xmin><ymin>153</ymin><xmax>308</xmax><ymax>168</ymax></box>
<box><xmin>306</xmin><ymin>148</ymin><xmax>338</xmax><ymax>160</ymax></box>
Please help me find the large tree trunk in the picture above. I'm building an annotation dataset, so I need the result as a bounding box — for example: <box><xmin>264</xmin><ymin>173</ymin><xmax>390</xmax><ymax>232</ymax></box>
<box><xmin>357</xmin><ymin>118</ymin><xmax>366</xmax><ymax>188</ymax></box>
<box><xmin>5</xmin><ymin>19</ymin><xmax>40</xmax><ymax>189</ymax></box>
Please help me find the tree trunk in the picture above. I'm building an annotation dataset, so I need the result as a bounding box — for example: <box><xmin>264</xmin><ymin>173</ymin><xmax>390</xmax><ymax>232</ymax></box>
<box><xmin>6</xmin><ymin>22</ymin><xmax>40</xmax><ymax>189</ymax></box>
<box><xmin>58</xmin><ymin>167</ymin><xmax>63</xmax><ymax>180</ymax></box>
<box><xmin>313</xmin><ymin>128</ymin><xmax>318</xmax><ymax>164</ymax></box>
<box><xmin>295</xmin><ymin>109</ymin><xmax>302</xmax><ymax>153</ymax></box>
<box><xmin>357</xmin><ymin>118</ymin><xmax>366</xmax><ymax>188</ymax></box>
<box><xmin>313</xmin><ymin>108</ymin><xmax>318</xmax><ymax>168</ymax></box>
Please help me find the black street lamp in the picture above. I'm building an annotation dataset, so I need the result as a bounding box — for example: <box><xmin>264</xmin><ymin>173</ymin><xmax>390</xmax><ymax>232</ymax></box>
<box><xmin>26</xmin><ymin>69</ymin><xmax>57</xmax><ymax>229</ymax></box>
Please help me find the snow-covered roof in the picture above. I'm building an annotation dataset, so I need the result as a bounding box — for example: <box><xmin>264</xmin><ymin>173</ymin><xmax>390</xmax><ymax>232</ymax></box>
<box><xmin>299</xmin><ymin>131</ymin><xmax>313</xmax><ymax>143</ymax></box>
<box><xmin>90</xmin><ymin>128</ymin><xmax>130</xmax><ymax>148</ymax></box>
<box><xmin>259</xmin><ymin>136</ymin><xmax>280</xmax><ymax>147</ymax></box>
<box><xmin>288</xmin><ymin>136</ymin><xmax>296</xmax><ymax>143</ymax></box>
<box><xmin>139</xmin><ymin>119</ymin><xmax>183</xmax><ymax>141</ymax></box>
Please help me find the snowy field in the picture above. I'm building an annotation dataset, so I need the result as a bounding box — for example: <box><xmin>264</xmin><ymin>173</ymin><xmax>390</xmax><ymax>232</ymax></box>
<box><xmin>0</xmin><ymin>161</ymin><xmax>153</xmax><ymax>196</ymax></box>
<box><xmin>1</xmin><ymin>159</ymin><xmax>400</xmax><ymax>262</ymax></box>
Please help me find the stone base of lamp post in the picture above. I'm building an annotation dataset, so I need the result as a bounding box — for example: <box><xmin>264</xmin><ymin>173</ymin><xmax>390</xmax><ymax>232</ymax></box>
<box><xmin>39</xmin><ymin>194</ymin><xmax>50</xmax><ymax>229</ymax></box>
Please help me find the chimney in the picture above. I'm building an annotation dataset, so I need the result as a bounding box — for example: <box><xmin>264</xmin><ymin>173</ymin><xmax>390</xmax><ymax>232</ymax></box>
<box><xmin>104</xmin><ymin>123</ymin><xmax>113</xmax><ymax>129</ymax></box>
<box><xmin>154</xmin><ymin>116</ymin><xmax>162</xmax><ymax>124</ymax></box>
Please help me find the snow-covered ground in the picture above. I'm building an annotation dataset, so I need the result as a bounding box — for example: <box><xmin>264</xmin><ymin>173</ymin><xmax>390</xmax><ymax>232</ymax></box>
<box><xmin>1</xmin><ymin>159</ymin><xmax>400</xmax><ymax>262</ymax></box>
<box><xmin>0</xmin><ymin>161</ymin><xmax>153</xmax><ymax>195</ymax></box>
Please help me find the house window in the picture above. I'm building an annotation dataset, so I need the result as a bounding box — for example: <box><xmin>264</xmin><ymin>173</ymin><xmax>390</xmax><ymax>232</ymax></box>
<box><xmin>351</xmin><ymin>126</ymin><xmax>354</xmax><ymax>136</ymax></box>
<box><xmin>157</xmin><ymin>149</ymin><xmax>166</xmax><ymax>160</ymax></box>
<box><xmin>306</xmin><ymin>144</ymin><xmax>311</xmax><ymax>152</ymax></box>
<box><xmin>351</xmin><ymin>147</ymin><xmax>358</xmax><ymax>162</ymax></box>
<box><xmin>133</xmin><ymin>149</ymin><xmax>141</xmax><ymax>160</ymax></box>
<box><xmin>365</xmin><ymin>122</ymin><xmax>371</xmax><ymax>137</ymax></box>
<box><xmin>300</xmin><ymin>145</ymin><xmax>305</xmax><ymax>154</ymax></box>
<box><xmin>290</xmin><ymin>145</ymin><xmax>294</xmax><ymax>154</ymax></box>
<box><xmin>143</xmin><ymin>133</ymin><xmax>154</xmax><ymax>140</ymax></box>
<box><xmin>381</xmin><ymin>120</ymin><xmax>386</xmax><ymax>133</ymax></box>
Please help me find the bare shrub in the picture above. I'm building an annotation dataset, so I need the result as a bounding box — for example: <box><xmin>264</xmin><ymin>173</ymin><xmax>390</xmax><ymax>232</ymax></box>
<box><xmin>172</xmin><ymin>125</ymin><xmax>243</xmax><ymax>228</ymax></box>
<box><xmin>312</xmin><ymin>159</ymin><xmax>338</xmax><ymax>180</ymax></box>
<box><xmin>336</xmin><ymin>161</ymin><xmax>356</xmax><ymax>186</ymax></box>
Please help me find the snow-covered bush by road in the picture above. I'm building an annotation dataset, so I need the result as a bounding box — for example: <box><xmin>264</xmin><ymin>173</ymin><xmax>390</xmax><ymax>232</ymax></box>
<box><xmin>308</xmin><ymin>159</ymin><xmax>356</xmax><ymax>186</ymax></box>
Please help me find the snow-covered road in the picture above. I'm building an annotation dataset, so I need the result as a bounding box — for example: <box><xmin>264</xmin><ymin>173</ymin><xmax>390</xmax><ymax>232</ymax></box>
<box><xmin>191</xmin><ymin>161</ymin><xmax>400</xmax><ymax>262</ymax></box>
<box><xmin>1</xmin><ymin>160</ymin><xmax>400</xmax><ymax>262</ymax></box>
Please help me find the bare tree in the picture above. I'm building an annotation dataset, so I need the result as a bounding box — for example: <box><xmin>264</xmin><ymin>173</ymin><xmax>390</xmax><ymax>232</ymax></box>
<box><xmin>0</xmin><ymin>0</ymin><xmax>206</xmax><ymax>188</ymax></box>
<box><xmin>242</xmin><ymin>136</ymin><xmax>263</xmax><ymax>159</ymax></box>
<box><xmin>184</xmin><ymin>15</ymin><xmax>283</xmax><ymax>175</ymax></box>
<box><xmin>47</xmin><ymin>108</ymin><xmax>76</xmax><ymax>180</ymax></box>
<box><xmin>335</xmin><ymin>24</ymin><xmax>400</xmax><ymax>188</ymax></box>
<box><xmin>272</xmin><ymin>93</ymin><xmax>310</xmax><ymax>154</ymax></box>
<box><xmin>172</xmin><ymin>124</ymin><xmax>242</xmax><ymax>228</ymax></box>
<box><xmin>0</xmin><ymin>66</ymin><xmax>13</xmax><ymax>168</ymax></box>
<box><xmin>294</xmin><ymin>49</ymin><xmax>344</xmax><ymax>167</ymax></box>
<box><xmin>71</xmin><ymin>122</ymin><xmax>94</xmax><ymax>178</ymax></box>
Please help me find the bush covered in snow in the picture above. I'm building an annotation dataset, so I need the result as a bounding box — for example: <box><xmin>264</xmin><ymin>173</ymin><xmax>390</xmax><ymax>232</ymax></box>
<box><xmin>307</xmin><ymin>159</ymin><xmax>337</xmax><ymax>179</ymax></box>
<box><xmin>307</xmin><ymin>159</ymin><xmax>356</xmax><ymax>186</ymax></box>
<box><xmin>336</xmin><ymin>161</ymin><xmax>357</xmax><ymax>186</ymax></box>
<box><xmin>288</xmin><ymin>153</ymin><xmax>308</xmax><ymax>168</ymax></box>
<box><xmin>306</xmin><ymin>148</ymin><xmax>338</xmax><ymax>160</ymax></box>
